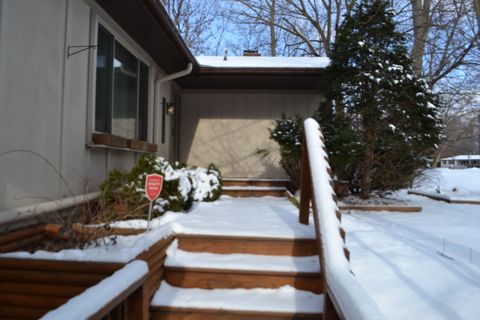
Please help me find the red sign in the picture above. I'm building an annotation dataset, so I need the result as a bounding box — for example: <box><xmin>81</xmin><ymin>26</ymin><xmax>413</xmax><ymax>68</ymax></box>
<box><xmin>145</xmin><ymin>174</ymin><xmax>163</xmax><ymax>202</ymax></box>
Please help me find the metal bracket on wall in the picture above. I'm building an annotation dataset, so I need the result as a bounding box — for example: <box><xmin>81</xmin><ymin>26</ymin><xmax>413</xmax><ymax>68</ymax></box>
<box><xmin>67</xmin><ymin>45</ymin><xmax>97</xmax><ymax>58</ymax></box>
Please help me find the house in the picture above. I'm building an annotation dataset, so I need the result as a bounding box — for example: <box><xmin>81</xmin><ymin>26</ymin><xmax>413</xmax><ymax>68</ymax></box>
<box><xmin>440</xmin><ymin>155</ymin><xmax>480</xmax><ymax>168</ymax></box>
<box><xmin>0</xmin><ymin>0</ymin><xmax>328</xmax><ymax>226</ymax></box>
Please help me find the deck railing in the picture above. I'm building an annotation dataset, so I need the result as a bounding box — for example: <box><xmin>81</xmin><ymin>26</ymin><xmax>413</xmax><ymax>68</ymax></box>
<box><xmin>41</xmin><ymin>260</ymin><xmax>149</xmax><ymax>320</ymax></box>
<box><xmin>299</xmin><ymin>118</ymin><xmax>385</xmax><ymax>320</ymax></box>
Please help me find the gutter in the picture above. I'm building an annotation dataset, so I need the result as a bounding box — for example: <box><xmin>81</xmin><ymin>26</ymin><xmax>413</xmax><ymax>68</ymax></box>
<box><xmin>0</xmin><ymin>192</ymin><xmax>101</xmax><ymax>230</ymax></box>
<box><xmin>156</xmin><ymin>62</ymin><xmax>193</xmax><ymax>84</ymax></box>
<box><xmin>153</xmin><ymin>63</ymin><xmax>193</xmax><ymax>144</ymax></box>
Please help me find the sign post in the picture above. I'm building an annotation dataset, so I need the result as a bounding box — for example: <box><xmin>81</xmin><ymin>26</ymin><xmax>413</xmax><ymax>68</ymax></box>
<box><xmin>145</xmin><ymin>174</ymin><xmax>164</xmax><ymax>231</ymax></box>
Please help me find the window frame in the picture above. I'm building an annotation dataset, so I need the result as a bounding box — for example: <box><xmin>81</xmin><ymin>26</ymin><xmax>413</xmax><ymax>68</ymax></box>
<box><xmin>93</xmin><ymin>22</ymin><xmax>150</xmax><ymax>142</ymax></box>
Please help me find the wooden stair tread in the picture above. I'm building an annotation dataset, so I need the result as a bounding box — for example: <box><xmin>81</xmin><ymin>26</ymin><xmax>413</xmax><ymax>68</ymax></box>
<box><xmin>151</xmin><ymin>282</ymin><xmax>324</xmax><ymax>314</ymax></box>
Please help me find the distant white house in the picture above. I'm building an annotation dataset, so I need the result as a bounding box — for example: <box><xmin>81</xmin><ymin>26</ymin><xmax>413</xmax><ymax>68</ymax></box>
<box><xmin>440</xmin><ymin>155</ymin><xmax>480</xmax><ymax>168</ymax></box>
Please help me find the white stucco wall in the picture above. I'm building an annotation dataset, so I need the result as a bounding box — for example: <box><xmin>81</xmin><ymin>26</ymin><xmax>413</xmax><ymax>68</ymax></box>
<box><xmin>0</xmin><ymin>0</ymin><xmax>172</xmax><ymax>211</ymax></box>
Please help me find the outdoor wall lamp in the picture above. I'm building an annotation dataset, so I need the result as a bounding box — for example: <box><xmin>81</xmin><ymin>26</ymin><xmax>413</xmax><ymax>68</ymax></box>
<box><xmin>166</xmin><ymin>103</ymin><xmax>175</xmax><ymax>115</ymax></box>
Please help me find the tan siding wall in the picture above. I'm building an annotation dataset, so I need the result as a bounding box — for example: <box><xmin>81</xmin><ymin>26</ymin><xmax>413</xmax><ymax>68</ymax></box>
<box><xmin>179</xmin><ymin>91</ymin><xmax>322</xmax><ymax>178</ymax></box>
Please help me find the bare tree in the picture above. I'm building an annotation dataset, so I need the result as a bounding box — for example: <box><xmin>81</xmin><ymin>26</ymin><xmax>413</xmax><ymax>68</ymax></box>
<box><xmin>474</xmin><ymin>0</ymin><xmax>480</xmax><ymax>30</ymax></box>
<box><xmin>225</xmin><ymin>0</ymin><xmax>356</xmax><ymax>57</ymax></box>
<box><xmin>162</xmin><ymin>0</ymin><xmax>224</xmax><ymax>55</ymax></box>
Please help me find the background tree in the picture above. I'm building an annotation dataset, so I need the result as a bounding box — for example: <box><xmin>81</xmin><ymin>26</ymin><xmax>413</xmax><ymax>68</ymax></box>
<box><xmin>162</xmin><ymin>0</ymin><xmax>225</xmax><ymax>55</ymax></box>
<box><xmin>321</xmin><ymin>0</ymin><xmax>443</xmax><ymax>198</ymax></box>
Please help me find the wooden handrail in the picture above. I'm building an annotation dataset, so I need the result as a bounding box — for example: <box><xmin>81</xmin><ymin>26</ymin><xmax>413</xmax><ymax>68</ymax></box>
<box><xmin>41</xmin><ymin>260</ymin><xmax>149</xmax><ymax>320</ymax></box>
<box><xmin>299</xmin><ymin>118</ymin><xmax>385</xmax><ymax>320</ymax></box>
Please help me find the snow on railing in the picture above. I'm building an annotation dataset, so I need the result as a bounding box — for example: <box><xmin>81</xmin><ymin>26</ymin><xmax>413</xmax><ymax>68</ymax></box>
<box><xmin>300</xmin><ymin>118</ymin><xmax>385</xmax><ymax>320</ymax></box>
<box><xmin>41</xmin><ymin>260</ymin><xmax>149</xmax><ymax>320</ymax></box>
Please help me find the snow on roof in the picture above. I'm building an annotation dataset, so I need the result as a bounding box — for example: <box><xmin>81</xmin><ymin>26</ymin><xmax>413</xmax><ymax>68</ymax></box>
<box><xmin>441</xmin><ymin>155</ymin><xmax>480</xmax><ymax>161</ymax></box>
<box><xmin>195</xmin><ymin>56</ymin><xmax>330</xmax><ymax>69</ymax></box>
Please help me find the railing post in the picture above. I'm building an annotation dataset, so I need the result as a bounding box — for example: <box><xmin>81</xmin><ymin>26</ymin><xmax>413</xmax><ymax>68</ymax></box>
<box><xmin>126</xmin><ymin>283</ymin><xmax>149</xmax><ymax>320</ymax></box>
<box><xmin>299</xmin><ymin>136</ymin><xmax>312</xmax><ymax>225</ymax></box>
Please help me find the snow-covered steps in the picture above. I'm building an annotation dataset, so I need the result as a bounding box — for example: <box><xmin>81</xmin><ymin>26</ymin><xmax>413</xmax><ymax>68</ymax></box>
<box><xmin>176</xmin><ymin>234</ymin><xmax>317</xmax><ymax>256</ymax></box>
<box><xmin>222</xmin><ymin>178</ymin><xmax>291</xmax><ymax>197</ymax></box>
<box><xmin>151</xmin><ymin>282</ymin><xmax>324</xmax><ymax>320</ymax></box>
<box><xmin>164</xmin><ymin>241</ymin><xmax>322</xmax><ymax>293</ymax></box>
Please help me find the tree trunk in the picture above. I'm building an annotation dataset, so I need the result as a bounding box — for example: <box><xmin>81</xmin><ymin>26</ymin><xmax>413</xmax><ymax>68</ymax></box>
<box><xmin>475</xmin><ymin>0</ymin><xmax>480</xmax><ymax>33</ymax></box>
<box><xmin>410</xmin><ymin>0</ymin><xmax>431</xmax><ymax>76</ymax></box>
<box><xmin>269</xmin><ymin>0</ymin><xmax>277</xmax><ymax>56</ymax></box>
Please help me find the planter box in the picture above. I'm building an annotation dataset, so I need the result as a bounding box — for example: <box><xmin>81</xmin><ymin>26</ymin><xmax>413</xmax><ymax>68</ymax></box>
<box><xmin>334</xmin><ymin>180</ymin><xmax>350</xmax><ymax>198</ymax></box>
<box><xmin>109</xmin><ymin>134</ymin><xmax>128</xmax><ymax>148</ymax></box>
<box><xmin>91</xmin><ymin>132</ymin><xmax>110</xmax><ymax>145</ymax></box>
<box><xmin>92</xmin><ymin>133</ymin><xmax>128</xmax><ymax>148</ymax></box>
<box><xmin>146</xmin><ymin>143</ymin><xmax>158</xmax><ymax>153</ymax></box>
<box><xmin>128</xmin><ymin>139</ymin><xmax>147</xmax><ymax>151</ymax></box>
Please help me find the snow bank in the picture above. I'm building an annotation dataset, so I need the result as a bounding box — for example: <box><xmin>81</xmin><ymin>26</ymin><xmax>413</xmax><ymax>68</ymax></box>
<box><xmin>304</xmin><ymin>118</ymin><xmax>385</xmax><ymax>320</ymax></box>
<box><xmin>414</xmin><ymin>168</ymin><xmax>480</xmax><ymax>200</ymax></box>
<box><xmin>152</xmin><ymin>282</ymin><xmax>324</xmax><ymax>313</ymax></box>
<box><xmin>196</xmin><ymin>56</ymin><xmax>330</xmax><ymax>69</ymax></box>
<box><xmin>166</xmin><ymin>239</ymin><xmax>320</xmax><ymax>272</ymax></box>
<box><xmin>41</xmin><ymin>260</ymin><xmax>148</xmax><ymax>320</ymax></box>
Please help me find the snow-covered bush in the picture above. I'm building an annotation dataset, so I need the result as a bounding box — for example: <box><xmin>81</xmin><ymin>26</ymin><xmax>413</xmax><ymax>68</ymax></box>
<box><xmin>269</xmin><ymin>115</ymin><xmax>303</xmax><ymax>189</ymax></box>
<box><xmin>98</xmin><ymin>155</ymin><xmax>222</xmax><ymax>221</ymax></box>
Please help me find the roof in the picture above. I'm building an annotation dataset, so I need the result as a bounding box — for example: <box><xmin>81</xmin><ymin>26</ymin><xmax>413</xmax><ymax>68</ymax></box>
<box><xmin>96</xmin><ymin>0</ymin><xmax>328</xmax><ymax>90</ymax></box>
<box><xmin>196</xmin><ymin>56</ymin><xmax>330</xmax><ymax>69</ymax></box>
<box><xmin>441</xmin><ymin>155</ymin><xmax>480</xmax><ymax>161</ymax></box>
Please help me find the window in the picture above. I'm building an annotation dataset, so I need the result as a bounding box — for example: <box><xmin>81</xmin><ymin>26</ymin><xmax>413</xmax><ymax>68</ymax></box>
<box><xmin>94</xmin><ymin>24</ymin><xmax>149</xmax><ymax>140</ymax></box>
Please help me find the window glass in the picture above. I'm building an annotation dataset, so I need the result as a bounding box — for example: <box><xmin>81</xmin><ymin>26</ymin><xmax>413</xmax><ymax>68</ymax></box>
<box><xmin>94</xmin><ymin>25</ymin><xmax>149</xmax><ymax>141</ymax></box>
<box><xmin>112</xmin><ymin>42</ymin><xmax>138</xmax><ymax>139</ymax></box>
<box><xmin>94</xmin><ymin>26</ymin><xmax>113</xmax><ymax>133</ymax></box>
<box><xmin>138</xmin><ymin>62</ymin><xmax>149</xmax><ymax>141</ymax></box>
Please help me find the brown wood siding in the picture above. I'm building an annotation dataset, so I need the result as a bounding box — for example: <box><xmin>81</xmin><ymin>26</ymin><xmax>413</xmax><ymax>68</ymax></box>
<box><xmin>179</xmin><ymin>91</ymin><xmax>322</xmax><ymax>178</ymax></box>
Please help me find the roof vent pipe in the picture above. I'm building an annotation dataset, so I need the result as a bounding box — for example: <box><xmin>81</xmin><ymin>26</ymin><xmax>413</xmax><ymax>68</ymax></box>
<box><xmin>224</xmin><ymin>48</ymin><xmax>228</xmax><ymax>61</ymax></box>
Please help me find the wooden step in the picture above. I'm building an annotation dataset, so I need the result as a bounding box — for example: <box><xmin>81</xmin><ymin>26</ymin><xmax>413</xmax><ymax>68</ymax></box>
<box><xmin>222</xmin><ymin>186</ymin><xmax>287</xmax><ymax>197</ymax></box>
<box><xmin>151</xmin><ymin>307</ymin><xmax>322</xmax><ymax>320</ymax></box>
<box><xmin>223</xmin><ymin>178</ymin><xmax>291</xmax><ymax>188</ymax></box>
<box><xmin>150</xmin><ymin>282</ymin><xmax>324</xmax><ymax>320</ymax></box>
<box><xmin>164</xmin><ymin>266</ymin><xmax>323</xmax><ymax>293</ymax></box>
<box><xmin>176</xmin><ymin>234</ymin><xmax>317</xmax><ymax>256</ymax></box>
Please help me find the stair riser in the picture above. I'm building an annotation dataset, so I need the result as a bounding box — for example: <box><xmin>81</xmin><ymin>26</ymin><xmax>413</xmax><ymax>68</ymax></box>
<box><xmin>177</xmin><ymin>236</ymin><xmax>318</xmax><ymax>256</ymax></box>
<box><xmin>222</xmin><ymin>190</ymin><xmax>286</xmax><ymax>197</ymax></box>
<box><xmin>164</xmin><ymin>269</ymin><xmax>323</xmax><ymax>294</ymax></box>
<box><xmin>151</xmin><ymin>308</ymin><xmax>322</xmax><ymax>320</ymax></box>
<box><xmin>223</xmin><ymin>180</ymin><xmax>290</xmax><ymax>188</ymax></box>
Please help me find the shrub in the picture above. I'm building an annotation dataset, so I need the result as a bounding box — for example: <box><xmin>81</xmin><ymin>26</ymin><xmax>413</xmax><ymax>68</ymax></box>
<box><xmin>98</xmin><ymin>155</ymin><xmax>222</xmax><ymax>222</ymax></box>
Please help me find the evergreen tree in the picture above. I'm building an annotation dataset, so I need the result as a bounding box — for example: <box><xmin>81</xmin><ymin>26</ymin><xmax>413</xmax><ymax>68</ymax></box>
<box><xmin>319</xmin><ymin>0</ymin><xmax>443</xmax><ymax>198</ymax></box>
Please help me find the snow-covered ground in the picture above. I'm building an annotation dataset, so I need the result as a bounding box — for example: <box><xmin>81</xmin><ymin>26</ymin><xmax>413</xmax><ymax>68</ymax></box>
<box><xmin>344</xmin><ymin>191</ymin><xmax>480</xmax><ymax>320</ymax></box>
<box><xmin>3</xmin><ymin>168</ymin><xmax>479</xmax><ymax>319</ymax></box>
<box><xmin>413</xmin><ymin>168</ymin><xmax>480</xmax><ymax>200</ymax></box>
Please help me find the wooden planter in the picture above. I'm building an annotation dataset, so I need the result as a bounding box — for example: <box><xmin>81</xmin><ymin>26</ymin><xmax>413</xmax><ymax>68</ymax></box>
<box><xmin>128</xmin><ymin>139</ymin><xmax>147</xmax><ymax>151</ymax></box>
<box><xmin>146</xmin><ymin>143</ymin><xmax>158</xmax><ymax>153</ymax></box>
<box><xmin>334</xmin><ymin>180</ymin><xmax>350</xmax><ymax>198</ymax></box>
<box><xmin>0</xmin><ymin>224</ymin><xmax>173</xmax><ymax>319</ymax></box>
<box><xmin>91</xmin><ymin>133</ymin><xmax>128</xmax><ymax>148</ymax></box>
